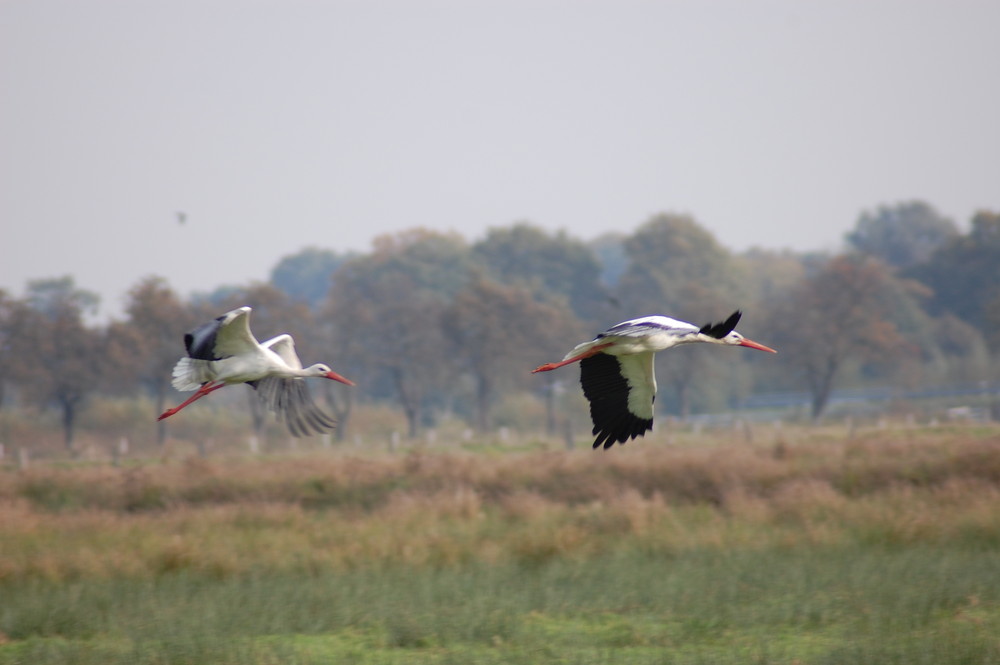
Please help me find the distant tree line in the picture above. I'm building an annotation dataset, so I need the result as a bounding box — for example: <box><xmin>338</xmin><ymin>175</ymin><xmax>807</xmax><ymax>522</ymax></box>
<box><xmin>2</xmin><ymin>202</ymin><xmax>998</xmax><ymax>449</ymax></box>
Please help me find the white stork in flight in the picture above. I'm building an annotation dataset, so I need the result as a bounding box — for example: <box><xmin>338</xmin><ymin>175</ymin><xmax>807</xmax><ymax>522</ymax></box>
<box><xmin>158</xmin><ymin>306</ymin><xmax>354</xmax><ymax>436</ymax></box>
<box><xmin>532</xmin><ymin>311</ymin><xmax>776</xmax><ymax>449</ymax></box>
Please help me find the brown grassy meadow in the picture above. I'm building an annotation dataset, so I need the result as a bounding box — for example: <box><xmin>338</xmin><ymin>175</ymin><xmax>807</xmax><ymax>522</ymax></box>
<box><xmin>2</xmin><ymin>424</ymin><xmax>1000</xmax><ymax>663</ymax></box>
<box><xmin>4</xmin><ymin>425</ymin><xmax>1000</xmax><ymax>580</ymax></box>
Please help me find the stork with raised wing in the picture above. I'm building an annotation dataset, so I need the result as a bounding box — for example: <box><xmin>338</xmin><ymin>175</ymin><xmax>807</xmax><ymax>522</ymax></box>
<box><xmin>532</xmin><ymin>310</ymin><xmax>775</xmax><ymax>449</ymax></box>
<box><xmin>158</xmin><ymin>306</ymin><xmax>354</xmax><ymax>436</ymax></box>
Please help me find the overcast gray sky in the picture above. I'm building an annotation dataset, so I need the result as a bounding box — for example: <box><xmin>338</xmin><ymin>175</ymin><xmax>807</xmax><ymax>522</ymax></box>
<box><xmin>2</xmin><ymin>0</ymin><xmax>998</xmax><ymax>318</ymax></box>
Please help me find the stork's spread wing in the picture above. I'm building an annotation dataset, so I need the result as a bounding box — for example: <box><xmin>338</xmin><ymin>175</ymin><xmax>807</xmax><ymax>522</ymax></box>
<box><xmin>184</xmin><ymin>306</ymin><xmax>259</xmax><ymax>360</ymax></box>
<box><xmin>580</xmin><ymin>351</ymin><xmax>656</xmax><ymax>449</ymax></box>
<box><xmin>261</xmin><ymin>334</ymin><xmax>303</xmax><ymax>370</ymax></box>
<box><xmin>251</xmin><ymin>376</ymin><xmax>337</xmax><ymax>437</ymax></box>
<box><xmin>597</xmin><ymin>315</ymin><xmax>699</xmax><ymax>341</ymax></box>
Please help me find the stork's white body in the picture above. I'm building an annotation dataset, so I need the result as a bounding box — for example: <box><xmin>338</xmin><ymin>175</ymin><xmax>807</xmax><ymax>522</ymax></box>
<box><xmin>172</xmin><ymin>333</ymin><xmax>317</xmax><ymax>391</ymax></box>
<box><xmin>533</xmin><ymin>311</ymin><xmax>775</xmax><ymax>449</ymax></box>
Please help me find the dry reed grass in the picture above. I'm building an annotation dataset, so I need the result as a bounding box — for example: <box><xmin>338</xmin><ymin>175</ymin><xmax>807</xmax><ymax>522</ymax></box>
<box><xmin>1</xmin><ymin>427</ymin><xmax>999</xmax><ymax>582</ymax></box>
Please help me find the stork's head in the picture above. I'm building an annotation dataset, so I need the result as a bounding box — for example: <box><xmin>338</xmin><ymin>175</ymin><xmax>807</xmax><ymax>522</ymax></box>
<box><xmin>720</xmin><ymin>330</ymin><xmax>777</xmax><ymax>353</ymax></box>
<box><xmin>307</xmin><ymin>363</ymin><xmax>356</xmax><ymax>385</ymax></box>
<box><xmin>699</xmin><ymin>311</ymin><xmax>777</xmax><ymax>353</ymax></box>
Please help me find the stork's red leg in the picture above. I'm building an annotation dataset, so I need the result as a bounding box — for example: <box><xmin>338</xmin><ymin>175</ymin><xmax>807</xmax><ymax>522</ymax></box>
<box><xmin>157</xmin><ymin>382</ymin><xmax>226</xmax><ymax>421</ymax></box>
<box><xmin>531</xmin><ymin>343</ymin><xmax>614</xmax><ymax>373</ymax></box>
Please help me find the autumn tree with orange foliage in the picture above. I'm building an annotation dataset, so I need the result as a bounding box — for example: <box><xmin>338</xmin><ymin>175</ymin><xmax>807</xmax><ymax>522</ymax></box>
<box><xmin>445</xmin><ymin>278</ymin><xmax>583</xmax><ymax>432</ymax></box>
<box><xmin>7</xmin><ymin>277</ymin><xmax>104</xmax><ymax>449</ymax></box>
<box><xmin>105</xmin><ymin>277</ymin><xmax>197</xmax><ymax>445</ymax></box>
<box><xmin>0</xmin><ymin>289</ymin><xmax>16</xmax><ymax>411</ymax></box>
<box><xmin>325</xmin><ymin>230</ymin><xmax>477</xmax><ymax>438</ymax></box>
<box><xmin>329</xmin><ymin>269</ymin><xmax>452</xmax><ymax>439</ymax></box>
<box><xmin>764</xmin><ymin>256</ymin><xmax>913</xmax><ymax>421</ymax></box>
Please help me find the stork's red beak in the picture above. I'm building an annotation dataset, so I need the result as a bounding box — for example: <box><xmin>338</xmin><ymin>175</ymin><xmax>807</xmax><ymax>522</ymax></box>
<box><xmin>325</xmin><ymin>371</ymin><xmax>356</xmax><ymax>386</ymax></box>
<box><xmin>740</xmin><ymin>338</ymin><xmax>777</xmax><ymax>353</ymax></box>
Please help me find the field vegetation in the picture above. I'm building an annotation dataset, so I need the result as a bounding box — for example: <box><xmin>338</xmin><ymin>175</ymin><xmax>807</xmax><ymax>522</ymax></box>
<box><xmin>2</xmin><ymin>425</ymin><xmax>1000</xmax><ymax>663</ymax></box>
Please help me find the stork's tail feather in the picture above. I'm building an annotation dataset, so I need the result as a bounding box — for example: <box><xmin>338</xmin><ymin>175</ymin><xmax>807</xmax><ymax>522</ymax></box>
<box><xmin>561</xmin><ymin>339</ymin><xmax>613</xmax><ymax>362</ymax></box>
<box><xmin>171</xmin><ymin>357</ymin><xmax>215</xmax><ymax>392</ymax></box>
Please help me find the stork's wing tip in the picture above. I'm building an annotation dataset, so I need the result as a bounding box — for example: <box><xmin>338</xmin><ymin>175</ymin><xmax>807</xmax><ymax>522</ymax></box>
<box><xmin>699</xmin><ymin>310</ymin><xmax>743</xmax><ymax>339</ymax></box>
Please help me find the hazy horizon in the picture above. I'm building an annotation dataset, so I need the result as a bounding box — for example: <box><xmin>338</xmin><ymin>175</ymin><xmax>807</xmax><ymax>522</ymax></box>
<box><xmin>3</xmin><ymin>0</ymin><xmax>998</xmax><ymax>318</ymax></box>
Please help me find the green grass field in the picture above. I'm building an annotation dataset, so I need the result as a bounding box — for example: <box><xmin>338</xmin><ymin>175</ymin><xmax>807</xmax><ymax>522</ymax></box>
<box><xmin>2</xmin><ymin>426</ymin><xmax>1000</xmax><ymax>664</ymax></box>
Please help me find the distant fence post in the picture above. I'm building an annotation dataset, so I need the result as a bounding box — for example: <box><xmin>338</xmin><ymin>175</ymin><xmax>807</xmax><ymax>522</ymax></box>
<box><xmin>112</xmin><ymin>437</ymin><xmax>129</xmax><ymax>466</ymax></box>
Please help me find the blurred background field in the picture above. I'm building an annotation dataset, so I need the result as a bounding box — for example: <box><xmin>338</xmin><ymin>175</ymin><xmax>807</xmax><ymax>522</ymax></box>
<box><xmin>2</xmin><ymin>423</ymin><xmax>999</xmax><ymax>664</ymax></box>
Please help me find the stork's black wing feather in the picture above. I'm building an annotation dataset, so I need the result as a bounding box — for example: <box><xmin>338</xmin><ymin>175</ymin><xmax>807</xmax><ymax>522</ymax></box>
<box><xmin>580</xmin><ymin>353</ymin><xmax>653</xmax><ymax>449</ymax></box>
<box><xmin>252</xmin><ymin>376</ymin><xmax>337</xmax><ymax>437</ymax></box>
<box><xmin>699</xmin><ymin>310</ymin><xmax>741</xmax><ymax>339</ymax></box>
<box><xmin>184</xmin><ymin>316</ymin><xmax>227</xmax><ymax>360</ymax></box>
